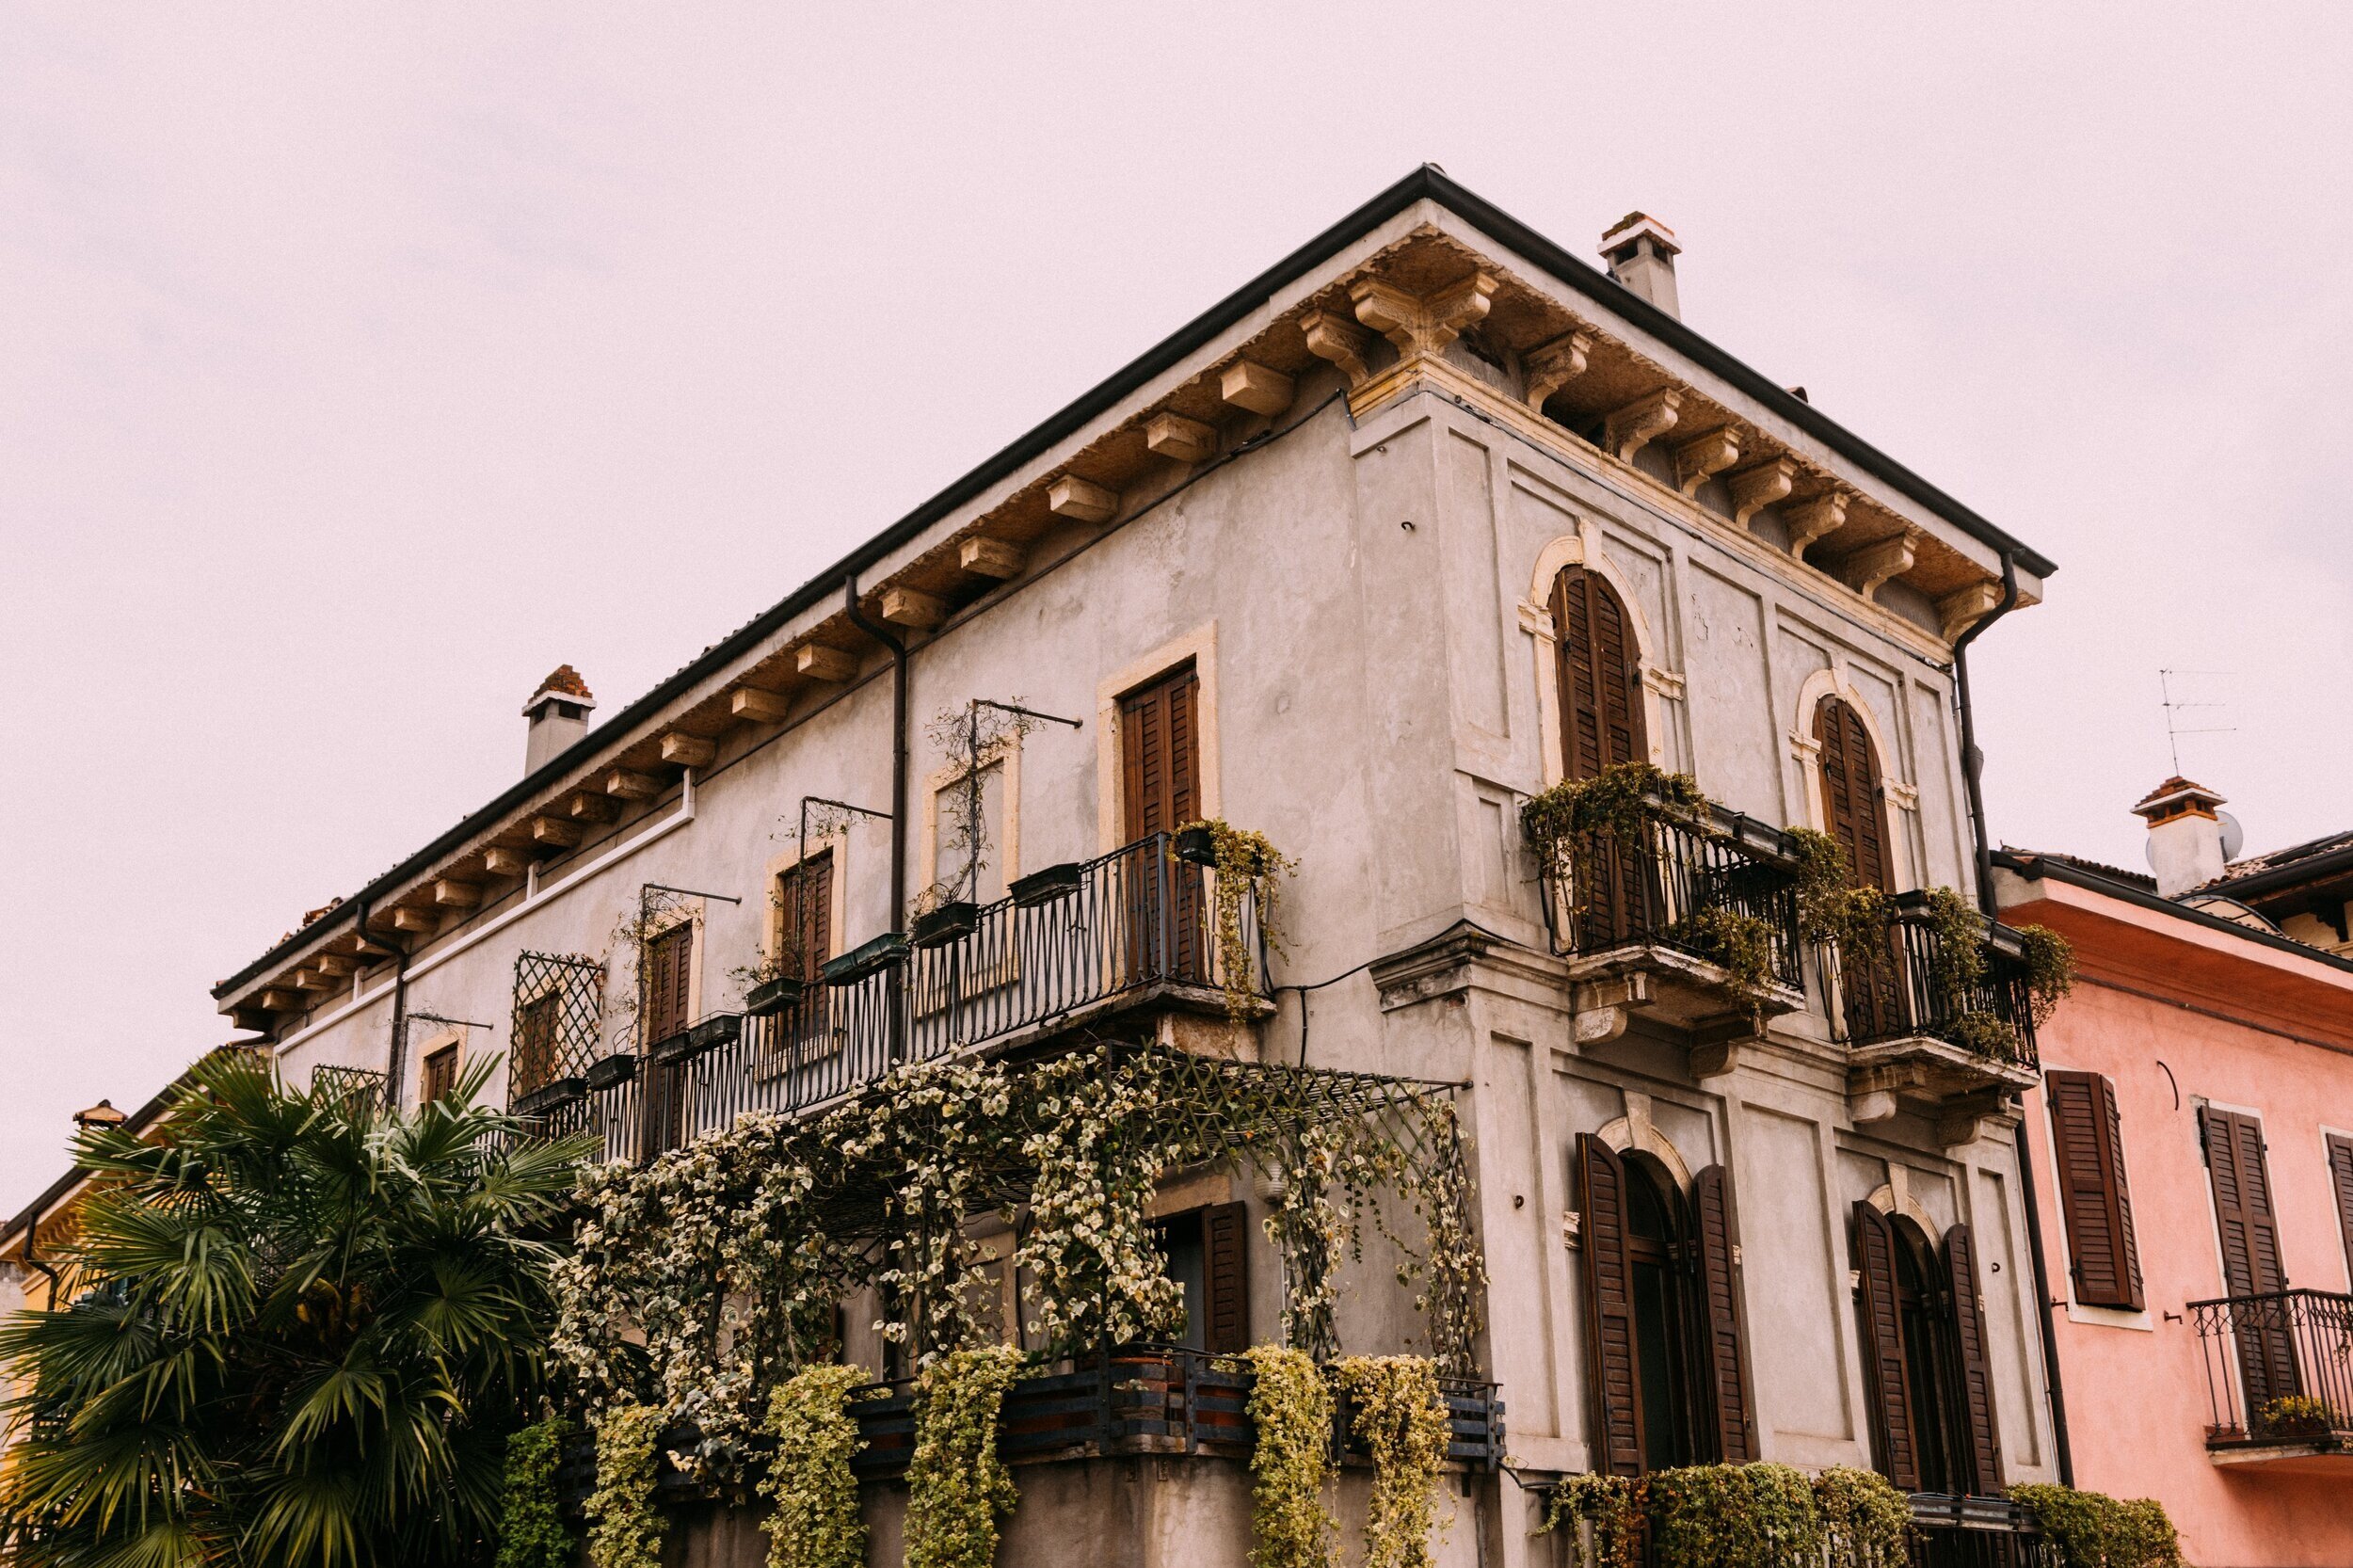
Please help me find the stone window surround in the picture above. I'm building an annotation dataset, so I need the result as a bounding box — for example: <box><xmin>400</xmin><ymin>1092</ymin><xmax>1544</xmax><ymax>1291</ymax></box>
<box><xmin>1092</xmin><ymin>622</ymin><xmax>1223</xmax><ymax>855</ymax></box>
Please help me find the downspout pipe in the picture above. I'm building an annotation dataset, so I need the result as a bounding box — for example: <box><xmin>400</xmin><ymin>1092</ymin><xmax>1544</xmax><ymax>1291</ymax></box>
<box><xmin>1952</xmin><ymin>552</ymin><xmax>2074</xmax><ymax>1486</ymax></box>
<box><xmin>841</xmin><ymin>575</ymin><xmax>910</xmax><ymax>929</ymax></box>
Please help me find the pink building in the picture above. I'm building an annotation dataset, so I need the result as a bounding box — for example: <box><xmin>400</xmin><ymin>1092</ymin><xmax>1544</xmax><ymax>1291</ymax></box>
<box><xmin>1997</xmin><ymin>780</ymin><xmax>2353</xmax><ymax>1568</ymax></box>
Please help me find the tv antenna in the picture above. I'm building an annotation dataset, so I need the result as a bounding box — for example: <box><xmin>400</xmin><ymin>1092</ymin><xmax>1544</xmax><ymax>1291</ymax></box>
<box><xmin>2158</xmin><ymin>668</ymin><xmax>2234</xmax><ymax>775</ymax></box>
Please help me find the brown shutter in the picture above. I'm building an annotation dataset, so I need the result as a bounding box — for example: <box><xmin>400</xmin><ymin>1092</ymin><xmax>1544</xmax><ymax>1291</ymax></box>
<box><xmin>1692</xmin><ymin>1164</ymin><xmax>1756</xmax><ymax>1463</ymax></box>
<box><xmin>2045</xmin><ymin>1071</ymin><xmax>2146</xmax><ymax>1310</ymax></box>
<box><xmin>1202</xmin><ymin>1202</ymin><xmax>1251</xmax><ymax>1355</ymax></box>
<box><xmin>1941</xmin><ymin>1224</ymin><xmax>2005</xmax><ymax>1495</ymax></box>
<box><xmin>1851</xmin><ymin>1200</ymin><xmax>1921</xmax><ymax>1490</ymax></box>
<box><xmin>2201</xmin><ymin>1107</ymin><xmax>2298</xmax><ymax>1411</ymax></box>
<box><xmin>2328</xmin><ymin>1133</ymin><xmax>2353</xmax><ymax>1287</ymax></box>
<box><xmin>1814</xmin><ymin>696</ymin><xmax>1894</xmax><ymax>893</ymax></box>
<box><xmin>1119</xmin><ymin>664</ymin><xmax>1201</xmax><ymax>839</ymax></box>
<box><xmin>646</xmin><ymin>922</ymin><xmax>693</xmax><ymax>1043</ymax></box>
<box><xmin>1550</xmin><ymin>567</ymin><xmax>1646</xmax><ymax>783</ymax></box>
<box><xmin>1577</xmin><ymin>1134</ymin><xmax>1645</xmax><ymax>1477</ymax></box>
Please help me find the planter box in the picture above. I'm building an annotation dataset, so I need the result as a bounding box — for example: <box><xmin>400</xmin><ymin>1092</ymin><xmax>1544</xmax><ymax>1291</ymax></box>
<box><xmin>744</xmin><ymin>975</ymin><xmax>805</xmax><ymax>1017</ymax></box>
<box><xmin>912</xmin><ymin>901</ymin><xmax>980</xmax><ymax>949</ymax></box>
<box><xmin>584</xmin><ymin>1052</ymin><xmax>637</xmax><ymax>1091</ymax></box>
<box><xmin>685</xmin><ymin>1014</ymin><xmax>741</xmax><ymax>1055</ymax></box>
<box><xmin>648</xmin><ymin>1028</ymin><xmax>696</xmax><ymax>1064</ymax></box>
<box><xmin>512</xmin><ymin>1077</ymin><xmax>585</xmax><ymax>1118</ymax></box>
<box><xmin>822</xmin><ymin>932</ymin><xmax>909</xmax><ymax>985</ymax></box>
<box><xmin>1010</xmin><ymin>862</ymin><xmax>1082</xmax><ymax>907</ymax></box>
<box><xmin>1173</xmin><ymin>825</ymin><xmax>1220</xmax><ymax>867</ymax></box>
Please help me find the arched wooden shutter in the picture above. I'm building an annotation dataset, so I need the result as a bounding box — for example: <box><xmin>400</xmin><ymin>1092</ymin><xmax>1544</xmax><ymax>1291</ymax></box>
<box><xmin>1692</xmin><ymin>1164</ymin><xmax>1756</xmax><ymax>1463</ymax></box>
<box><xmin>1851</xmin><ymin>1201</ymin><xmax>1921</xmax><ymax>1490</ymax></box>
<box><xmin>1577</xmin><ymin>1134</ymin><xmax>1645</xmax><ymax>1477</ymax></box>
<box><xmin>1941</xmin><ymin>1224</ymin><xmax>2005</xmax><ymax>1494</ymax></box>
<box><xmin>1551</xmin><ymin>567</ymin><xmax>1646</xmax><ymax>782</ymax></box>
<box><xmin>1814</xmin><ymin>696</ymin><xmax>1894</xmax><ymax>892</ymax></box>
<box><xmin>1202</xmin><ymin>1202</ymin><xmax>1251</xmax><ymax>1355</ymax></box>
<box><xmin>2045</xmin><ymin>1071</ymin><xmax>2145</xmax><ymax>1310</ymax></box>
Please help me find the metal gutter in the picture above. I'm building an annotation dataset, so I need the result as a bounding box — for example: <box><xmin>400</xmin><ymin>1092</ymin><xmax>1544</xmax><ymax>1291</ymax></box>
<box><xmin>214</xmin><ymin>164</ymin><xmax>2054</xmax><ymax>1000</ymax></box>
<box><xmin>1995</xmin><ymin>850</ymin><xmax>2353</xmax><ymax>977</ymax></box>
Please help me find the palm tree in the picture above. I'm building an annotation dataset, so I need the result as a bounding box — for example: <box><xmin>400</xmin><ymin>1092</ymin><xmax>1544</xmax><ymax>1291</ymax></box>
<box><xmin>0</xmin><ymin>1049</ymin><xmax>590</xmax><ymax>1568</ymax></box>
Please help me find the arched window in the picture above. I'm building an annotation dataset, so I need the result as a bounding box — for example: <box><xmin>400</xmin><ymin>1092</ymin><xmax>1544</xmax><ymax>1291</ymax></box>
<box><xmin>1551</xmin><ymin>566</ymin><xmax>1646</xmax><ymax>781</ymax></box>
<box><xmin>1852</xmin><ymin>1202</ymin><xmax>2005</xmax><ymax>1496</ymax></box>
<box><xmin>1577</xmin><ymin>1135</ymin><xmax>1756</xmax><ymax>1476</ymax></box>
<box><xmin>1812</xmin><ymin>694</ymin><xmax>1893</xmax><ymax>891</ymax></box>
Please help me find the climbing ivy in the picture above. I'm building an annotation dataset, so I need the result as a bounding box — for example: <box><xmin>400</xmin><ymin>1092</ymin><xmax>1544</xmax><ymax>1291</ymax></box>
<box><xmin>1242</xmin><ymin>1344</ymin><xmax>1337</xmax><ymax>1568</ymax></box>
<box><xmin>1179</xmin><ymin>818</ymin><xmax>1296</xmax><ymax>1022</ymax></box>
<box><xmin>758</xmin><ymin>1365</ymin><xmax>870</xmax><ymax>1568</ymax></box>
<box><xmin>2011</xmin><ymin>1483</ymin><xmax>2183</xmax><ymax>1568</ymax></box>
<box><xmin>492</xmin><ymin>1417</ymin><xmax>572</xmax><ymax>1568</ymax></box>
<box><xmin>585</xmin><ymin>1402</ymin><xmax>665</xmax><ymax>1568</ymax></box>
<box><xmin>1337</xmin><ymin>1355</ymin><xmax>1451</xmax><ymax>1568</ymax></box>
<box><xmin>904</xmin><ymin>1345</ymin><xmax>1025</xmax><ymax>1568</ymax></box>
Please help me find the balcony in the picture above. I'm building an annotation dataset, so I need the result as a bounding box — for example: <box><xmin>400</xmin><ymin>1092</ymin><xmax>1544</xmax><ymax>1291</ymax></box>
<box><xmin>2193</xmin><ymin>1288</ymin><xmax>2353</xmax><ymax>1472</ymax></box>
<box><xmin>546</xmin><ymin>832</ymin><xmax>1269</xmax><ymax>1160</ymax></box>
<box><xmin>1833</xmin><ymin>892</ymin><xmax>2041</xmax><ymax>1139</ymax></box>
<box><xmin>1537</xmin><ymin>797</ymin><xmax>1805</xmax><ymax>1032</ymax></box>
<box><xmin>1907</xmin><ymin>1495</ymin><xmax>2057</xmax><ymax>1568</ymax></box>
<box><xmin>556</xmin><ymin>1344</ymin><xmax>1503</xmax><ymax>1508</ymax></box>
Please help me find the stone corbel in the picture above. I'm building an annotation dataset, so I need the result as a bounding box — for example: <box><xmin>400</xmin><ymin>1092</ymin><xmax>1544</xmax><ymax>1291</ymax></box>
<box><xmin>1672</xmin><ymin>427</ymin><xmax>1742</xmax><ymax>496</ymax></box>
<box><xmin>1882</xmin><ymin>779</ymin><xmax>1920</xmax><ymax>812</ymax></box>
<box><xmin>1220</xmin><ymin>359</ymin><xmax>1294</xmax><ymax>417</ymax></box>
<box><xmin>1935</xmin><ymin>1092</ymin><xmax>2010</xmax><ymax>1149</ymax></box>
<box><xmin>1523</xmin><ymin>329</ymin><xmax>1593</xmax><ymax>409</ymax></box>
<box><xmin>1839</xmin><ymin>531</ymin><xmax>1919</xmax><ymax>601</ymax></box>
<box><xmin>1727</xmin><ymin>457</ymin><xmax>1798</xmax><ymax>525</ymax></box>
<box><xmin>1572</xmin><ymin>972</ymin><xmax>1653</xmax><ymax>1045</ymax></box>
<box><xmin>1301</xmin><ymin>308</ymin><xmax>1372</xmax><ymax>387</ymax></box>
<box><xmin>1849</xmin><ymin>1086</ymin><xmax>1902</xmax><ymax>1126</ymax></box>
<box><xmin>1604</xmin><ymin>388</ymin><xmax>1682</xmax><ymax>461</ymax></box>
<box><xmin>1348</xmin><ymin>271</ymin><xmax>1498</xmax><ymax>360</ymax></box>
<box><xmin>1936</xmin><ymin>580</ymin><xmax>2005</xmax><ymax>644</ymax></box>
<box><xmin>1783</xmin><ymin>490</ymin><xmax>1849</xmax><ymax>557</ymax></box>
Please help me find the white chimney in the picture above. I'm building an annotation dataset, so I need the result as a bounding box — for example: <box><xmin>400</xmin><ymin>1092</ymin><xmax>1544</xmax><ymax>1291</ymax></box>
<box><xmin>1601</xmin><ymin>213</ymin><xmax>1682</xmax><ymax>319</ymax></box>
<box><xmin>2133</xmin><ymin>776</ymin><xmax>2228</xmax><ymax>897</ymax></box>
<box><xmin>522</xmin><ymin>665</ymin><xmax>596</xmax><ymax>776</ymax></box>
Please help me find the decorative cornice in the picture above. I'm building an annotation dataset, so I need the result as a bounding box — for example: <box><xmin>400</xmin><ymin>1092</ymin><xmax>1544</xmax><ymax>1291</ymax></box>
<box><xmin>1839</xmin><ymin>531</ymin><xmax>1919</xmax><ymax>601</ymax></box>
<box><xmin>1672</xmin><ymin>427</ymin><xmax>1742</xmax><ymax>496</ymax></box>
<box><xmin>1301</xmin><ymin>308</ymin><xmax>1372</xmax><ymax>387</ymax></box>
<box><xmin>1727</xmin><ymin>456</ymin><xmax>1798</xmax><ymax>526</ymax></box>
<box><xmin>1604</xmin><ymin>388</ymin><xmax>1682</xmax><ymax>461</ymax></box>
<box><xmin>1935</xmin><ymin>579</ymin><xmax>2004</xmax><ymax>644</ymax></box>
<box><xmin>1783</xmin><ymin>490</ymin><xmax>1849</xmax><ymax>556</ymax></box>
<box><xmin>1523</xmin><ymin>329</ymin><xmax>1593</xmax><ymax>409</ymax></box>
<box><xmin>1349</xmin><ymin>270</ymin><xmax>1499</xmax><ymax>359</ymax></box>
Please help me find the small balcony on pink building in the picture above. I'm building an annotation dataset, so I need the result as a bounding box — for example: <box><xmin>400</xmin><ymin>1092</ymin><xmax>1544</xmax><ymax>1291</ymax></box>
<box><xmin>2193</xmin><ymin>1288</ymin><xmax>2353</xmax><ymax>1472</ymax></box>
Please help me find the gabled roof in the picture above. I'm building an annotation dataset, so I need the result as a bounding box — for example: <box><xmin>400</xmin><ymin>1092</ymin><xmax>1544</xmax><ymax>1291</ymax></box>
<box><xmin>215</xmin><ymin>166</ymin><xmax>2056</xmax><ymax>1002</ymax></box>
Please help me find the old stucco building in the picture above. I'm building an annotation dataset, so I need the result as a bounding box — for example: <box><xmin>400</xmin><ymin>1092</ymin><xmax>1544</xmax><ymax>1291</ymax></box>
<box><xmin>189</xmin><ymin>168</ymin><xmax>2066</xmax><ymax>1562</ymax></box>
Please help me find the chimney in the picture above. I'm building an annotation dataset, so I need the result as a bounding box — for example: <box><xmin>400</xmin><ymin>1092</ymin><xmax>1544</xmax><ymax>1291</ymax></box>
<box><xmin>522</xmin><ymin>665</ymin><xmax>596</xmax><ymax>775</ymax></box>
<box><xmin>2133</xmin><ymin>776</ymin><xmax>2228</xmax><ymax>896</ymax></box>
<box><xmin>1601</xmin><ymin>213</ymin><xmax>1682</xmax><ymax>319</ymax></box>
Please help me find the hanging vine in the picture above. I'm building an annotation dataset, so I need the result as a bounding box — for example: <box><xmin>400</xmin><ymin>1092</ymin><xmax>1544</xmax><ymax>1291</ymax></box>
<box><xmin>1337</xmin><ymin>1355</ymin><xmax>1451</xmax><ymax>1568</ymax></box>
<box><xmin>585</xmin><ymin>1402</ymin><xmax>665</xmax><ymax>1568</ymax></box>
<box><xmin>903</xmin><ymin>1345</ymin><xmax>1026</xmax><ymax>1568</ymax></box>
<box><xmin>492</xmin><ymin>1416</ymin><xmax>572</xmax><ymax>1568</ymax></box>
<box><xmin>1242</xmin><ymin>1344</ymin><xmax>1337</xmax><ymax>1568</ymax></box>
<box><xmin>1179</xmin><ymin>819</ymin><xmax>1296</xmax><ymax>1021</ymax></box>
<box><xmin>758</xmin><ymin>1365</ymin><xmax>871</xmax><ymax>1568</ymax></box>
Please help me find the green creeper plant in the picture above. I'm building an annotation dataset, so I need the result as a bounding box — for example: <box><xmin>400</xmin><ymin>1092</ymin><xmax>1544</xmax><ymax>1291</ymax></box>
<box><xmin>1337</xmin><ymin>1355</ymin><xmax>1451</xmax><ymax>1568</ymax></box>
<box><xmin>493</xmin><ymin>1418</ymin><xmax>573</xmax><ymax>1568</ymax></box>
<box><xmin>586</xmin><ymin>1402</ymin><xmax>665</xmax><ymax>1568</ymax></box>
<box><xmin>1242</xmin><ymin>1344</ymin><xmax>1337</xmax><ymax>1568</ymax></box>
<box><xmin>1812</xmin><ymin>1465</ymin><xmax>1912</xmax><ymax>1565</ymax></box>
<box><xmin>1179</xmin><ymin>819</ymin><xmax>1296</xmax><ymax>1022</ymax></box>
<box><xmin>2011</xmin><ymin>1483</ymin><xmax>2184</xmax><ymax>1568</ymax></box>
<box><xmin>758</xmin><ymin>1366</ymin><xmax>871</xmax><ymax>1568</ymax></box>
<box><xmin>903</xmin><ymin>1345</ymin><xmax>1024</xmax><ymax>1568</ymax></box>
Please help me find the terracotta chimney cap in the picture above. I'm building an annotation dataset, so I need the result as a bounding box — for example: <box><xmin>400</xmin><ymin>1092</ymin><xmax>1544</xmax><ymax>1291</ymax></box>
<box><xmin>2132</xmin><ymin>776</ymin><xmax>2226</xmax><ymax>822</ymax></box>
<box><xmin>529</xmin><ymin>664</ymin><xmax>594</xmax><ymax>704</ymax></box>
<box><xmin>73</xmin><ymin>1098</ymin><xmax>127</xmax><ymax>1130</ymax></box>
<box><xmin>1601</xmin><ymin>212</ymin><xmax>1680</xmax><ymax>256</ymax></box>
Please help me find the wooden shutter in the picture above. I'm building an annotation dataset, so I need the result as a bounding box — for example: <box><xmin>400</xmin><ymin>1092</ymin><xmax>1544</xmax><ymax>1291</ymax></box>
<box><xmin>1851</xmin><ymin>1200</ymin><xmax>1921</xmax><ymax>1490</ymax></box>
<box><xmin>2044</xmin><ymin>1071</ymin><xmax>2145</xmax><ymax>1310</ymax></box>
<box><xmin>645</xmin><ymin>922</ymin><xmax>693</xmax><ymax>1043</ymax></box>
<box><xmin>1692</xmin><ymin>1164</ymin><xmax>1756</xmax><ymax>1463</ymax></box>
<box><xmin>2202</xmin><ymin>1106</ymin><xmax>2298</xmax><ymax>1412</ymax></box>
<box><xmin>2203</xmin><ymin>1107</ymin><xmax>2287</xmax><ymax>1296</ymax></box>
<box><xmin>1550</xmin><ymin>567</ymin><xmax>1646</xmax><ymax>783</ymax></box>
<box><xmin>782</xmin><ymin>851</ymin><xmax>834</xmax><ymax>983</ymax></box>
<box><xmin>1120</xmin><ymin>664</ymin><xmax>1201</xmax><ymax>839</ymax></box>
<box><xmin>1202</xmin><ymin>1202</ymin><xmax>1251</xmax><ymax>1355</ymax></box>
<box><xmin>2329</xmin><ymin>1133</ymin><xmax>2353</xmax><ymax>1288</ymax></box>
<box><xmin>1941</xmin><ymin>1224</ymin><xmax>2005</xmax><ymax>1495</ymax></box>
<box><xmin>513</xmin><ymin>993</ymin><xmax>558</xmax><ymax>1096</ymax></box>
<box><xmin>1577</xmin><ymin>1134</ymin><xmax>1645</xmax><ymax>1477</ymax></box>
<box><xmin>422</xmin><ymin>1045</ymin><xmax>458</xmax><ymax>1105</ymax></box>
<box><xmin>1814</xmin><ymin>696</ymin><xmax>1894</xmax><ymax>893</ymax></box>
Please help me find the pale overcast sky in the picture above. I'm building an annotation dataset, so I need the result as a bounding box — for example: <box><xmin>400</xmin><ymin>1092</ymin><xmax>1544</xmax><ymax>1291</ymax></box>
<box><xmin>5</xmin><ymin>5</ymin><xmax>2347</xmax><ymax>1208</ymax></box>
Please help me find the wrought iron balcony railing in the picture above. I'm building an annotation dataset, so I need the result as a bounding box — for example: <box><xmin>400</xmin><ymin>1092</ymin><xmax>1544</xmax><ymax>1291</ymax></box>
<box><xmin>1906</xmin><ymin>1495</ymin><xmax>2057</xmax><ymax>1568</ymax></box>
<box><xmin>1536</xmin><ymin>798</ymin><xmax>1803</xmax><ymax>992</ymax></box>
<box><xmin>1829</xmin><ymin>891</ymin><xmax>2041</xmax><ymax>1073</ymax></box>
<box><xmin>535</xmin><ymin>832</ymin><xmax>1267</xmax><ymax>1161</ymax></box>
<box><xmin>2191</xmin><ymin>1288</ymin><xmax>2353</xmax><ymax>1449</ymax></box>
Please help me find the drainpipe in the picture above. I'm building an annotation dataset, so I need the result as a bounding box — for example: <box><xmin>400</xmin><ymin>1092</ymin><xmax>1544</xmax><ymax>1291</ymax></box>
<box><xmin>841</xmin><ymin>575</ymin><xmax>910</xmax><ymax>930</ymax></box>
<box><xmin>1951</xmin><ymin>552</ymin><xmax>2073</xmax><ymax>1486</ymax></box>
<box><xmin>364</xmin><ymin>897</ymin><xmax>413</xmax><ymax>1112</ymax></box>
